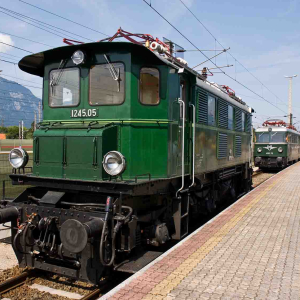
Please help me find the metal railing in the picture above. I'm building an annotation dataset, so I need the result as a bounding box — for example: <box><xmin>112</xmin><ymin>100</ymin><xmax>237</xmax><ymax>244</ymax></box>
<box><xmin>0</xmin><ymin>152</ymin><xmax>33</xmax><ymax>200</ymax></box>
<box><xmin>1</xmin><ymin>180</ymin><xmax>31</xmax><ymax>200</ymax></box>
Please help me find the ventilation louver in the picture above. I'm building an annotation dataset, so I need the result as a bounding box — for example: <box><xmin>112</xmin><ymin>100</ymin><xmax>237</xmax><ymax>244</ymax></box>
<box><xmin>218</xmin><ymin>133</ymin><xmax>228</xmax><ymax>159</ymax></box>
<box><xmin>235</xmin><ymin>135</ymin><xmax>242</xmax><ymax>157</ymax></box>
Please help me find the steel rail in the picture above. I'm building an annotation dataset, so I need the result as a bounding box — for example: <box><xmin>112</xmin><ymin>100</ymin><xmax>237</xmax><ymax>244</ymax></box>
<box><xmin>0</xmin><ymin>269</ymin><xmax>38</xmax><ymax>295</ymax></box>
<box><xmin>81</xmin><ymin>288</ymin><xmax>102</xmax><ymax>300</ymax></box>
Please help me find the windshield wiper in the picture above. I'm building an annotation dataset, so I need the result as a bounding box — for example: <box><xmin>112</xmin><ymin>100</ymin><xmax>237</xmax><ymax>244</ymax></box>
<box><xmin>50</xmin><ymin>59</ymin><xmax>67</xmax><ymax>95</ymax></box>
<box><xmin>103</xmin><ymin>54</ymin><xmax>121</xmax><ymax>92</ymax></box>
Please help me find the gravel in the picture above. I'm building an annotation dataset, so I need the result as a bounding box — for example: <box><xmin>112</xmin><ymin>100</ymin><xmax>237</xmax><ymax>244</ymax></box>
<box><xmin>252</xmin><ymin>171</ymin><xmax>275</xmax><ymax>188</ymax></box>
<box><xmin>0</xmin><ymin>266</ymin><xmax>95</xmax><ymax>300</ymax></box>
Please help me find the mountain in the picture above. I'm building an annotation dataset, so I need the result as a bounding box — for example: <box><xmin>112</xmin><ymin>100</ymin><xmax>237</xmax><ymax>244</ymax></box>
<box><xmin>0</xmin><ymin>76</ymin><xmax>41</xmax><ymax>128</ymax></box>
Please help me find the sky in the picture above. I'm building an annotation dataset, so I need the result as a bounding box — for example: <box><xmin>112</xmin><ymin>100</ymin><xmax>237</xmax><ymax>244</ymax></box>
<box><xmin>0</xmin><ymin>0</ymin><xmax>299</xmax><ymax>128</ymax></box>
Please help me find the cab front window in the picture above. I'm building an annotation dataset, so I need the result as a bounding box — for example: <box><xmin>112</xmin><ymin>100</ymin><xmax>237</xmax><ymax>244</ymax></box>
<box><xmin>256</xmin><ymin>132</ymin><xmax>269</xmax><ymax>142</ymax></box>
<box><xmin>270</xmin><ymin>132</ymin><xmax>285</xmax><ymax>143</ymax></box>
<box><xmin>89</xmin><ymin>63</ymin><xmax>125</xmax><ymax>105</ymax></box>
<box><xmin>49</xmin><ymin>68</ymin><xmax>80</xmax><ymax>107</ymax></box>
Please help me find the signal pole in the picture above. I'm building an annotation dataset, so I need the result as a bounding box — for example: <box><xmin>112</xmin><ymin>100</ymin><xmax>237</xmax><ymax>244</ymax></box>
<box><xmin>284</xmin><ymin>75</ymin><xmax>297</xmax><ymax>126</ymax></box>
<box><xmin>19</xmin><ymin>121</ymin><xmax>21</xmax><ymax>139</ymax></box>
<box><xmin>21</xmin><ymin>120</ymin><xmax>24</xmax><ymax>140</ymax></box>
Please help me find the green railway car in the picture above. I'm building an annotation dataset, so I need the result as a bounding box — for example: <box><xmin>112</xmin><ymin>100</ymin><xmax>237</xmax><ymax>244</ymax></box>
<box><xmin>1</xmin><ymin>31</ymin><xmax>253</xmax><ymax>283</ymax></box>
<box><xmin>254</xmin><ymin>120</ymin><xmax>300</xmax><ymax>169</ymax></box>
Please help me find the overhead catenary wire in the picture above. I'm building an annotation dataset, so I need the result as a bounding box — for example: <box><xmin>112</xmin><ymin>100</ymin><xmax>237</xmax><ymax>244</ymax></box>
<box><xmin>0</xmin><ymin>10</ymin><xmax>66</xmax><ymax>40</ymax></box>
<box><xmin>179</xmin><ymin>0</ymin><xmax>288</xmax><ymax>107</ymax></box>
<box><xmin>0</xmin><ymin>51</ymin><xmax>22</xmax><ymax>59</ymax></box>
<box><xmin>142</xmin><ymin>0</ymin><xmax>287</xmax><ymax>114</ymax></box>
<box><xmin>0</xmin><ymin>78</ymin><xmax>42</xmax><ymax>89</ymax></box>
<box><xmin>0</xmin><ymin>6</ymin><xmax>95</xmax><ymax>42</ymax></box>
<box><xmin>0</xmin><ymin>42</ymin><xmax>33</xmax><ymax>54</ymax></box>
<box><xmin>18</xmin><ymin>0</ymin><xmax>110</xmax><ymax>37</ymax></box>
<box><xmin>0</xmin><ymin>58</ymin><xmax>18</xmax><ymax>65</ymax></box>
<box><xmin>0</xmin><ymin>87</ymin><xmax>41</xmax><ymax>98</ymax></box>
<box><xmin>0</xmin><ymin>31</ymin><xmax>54</xmax><ymax>48</ymax></box>
<box><xmin>0</xmin><ymin>8</ymin><xmax>93</xmax><ymax>42</ymax></box>
<box><xmin>0</xmin><ymin>74</ymin><xmax>42</xmax><ymax>85</ymax></box>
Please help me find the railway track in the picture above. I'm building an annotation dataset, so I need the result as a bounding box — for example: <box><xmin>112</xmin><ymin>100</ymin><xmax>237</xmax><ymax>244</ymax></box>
<box><xmin>252</xmin><ymin>169</ymin><xmax>276</xmax><ymax>188</ymax></box>
<box><xmin>0</xmin><ymin>268</ymin><xmax>114</xmax><ymax>300</ymax></box>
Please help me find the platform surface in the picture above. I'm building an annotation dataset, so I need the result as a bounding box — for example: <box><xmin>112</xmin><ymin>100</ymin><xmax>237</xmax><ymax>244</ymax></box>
<box><xmin>102</xmin><ymin>163</ymin><xmax>300</xmax><ymax>300</ymax></box>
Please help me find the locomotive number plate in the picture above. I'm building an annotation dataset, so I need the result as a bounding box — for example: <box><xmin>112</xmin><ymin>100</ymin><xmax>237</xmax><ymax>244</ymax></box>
<box><xmin>71</xmin><ymin>108</ymin><xmax>98</xmax><ymax>118</ymax></box>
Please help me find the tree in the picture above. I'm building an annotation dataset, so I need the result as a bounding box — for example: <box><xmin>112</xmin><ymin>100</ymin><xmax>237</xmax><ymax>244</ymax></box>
<box><xmin>6</xmin><ymin>126</ymin><xmax>20</xmax><ymax>139</ymax></box>
<box><xmin>0</xmin><ymin>126</ymin><xmax>7</xmax><ymax>133</ymax></box>
<box><xmin>25</xmin><ymin>122</ymin><xmax>35</xmax><ymax>139</ymax></box>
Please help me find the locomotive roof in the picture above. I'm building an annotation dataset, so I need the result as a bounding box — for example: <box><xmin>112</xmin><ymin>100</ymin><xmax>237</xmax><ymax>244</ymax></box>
<box><xmin>255</xmin><ymin>126</ymin><xmax>300</xmax><ymax>135</ymax></box>
<box><xmin>18</xmin><ymin>41</ymin><xmax>252</xmax><ymax>112</ymax></box>
<box><xmin>18</xmin><ymin>41</ymin><xmax>181</xmax><ymax>77</ymax></box>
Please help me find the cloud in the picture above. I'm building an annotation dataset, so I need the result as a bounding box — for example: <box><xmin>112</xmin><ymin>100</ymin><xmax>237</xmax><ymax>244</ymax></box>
<box><xmin>0</xmin><ymin>34</ymin><xmax>14</xmax><ymax>53</ymax></box>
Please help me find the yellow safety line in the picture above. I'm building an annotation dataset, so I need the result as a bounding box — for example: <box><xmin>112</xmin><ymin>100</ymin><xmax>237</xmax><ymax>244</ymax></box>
<box><xmin>142</xmin><ymin>174</ymin><xmax>282</xmax><ymax>299</ymax></box>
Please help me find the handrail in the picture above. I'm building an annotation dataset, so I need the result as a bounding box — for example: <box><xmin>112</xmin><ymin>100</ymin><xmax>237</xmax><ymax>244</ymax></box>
<box><xmin>176</xmin><ymin>99</ymin><xmax>185</xmax><ymax>198</ymax></box>
<box><xmin>189</xmin><ymin>103</ymin><xmax>196</xmax><ymax>188</ymax></box>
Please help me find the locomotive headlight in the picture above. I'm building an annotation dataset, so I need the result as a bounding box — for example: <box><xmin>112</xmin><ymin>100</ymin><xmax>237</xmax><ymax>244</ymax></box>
<box><xmin>278</xmin><ymin>147</ymin><xmax>283</xmax><ymax>153</ymax></box>
<box><xmin>9</xmin><ymin>148</ymin><xmax>28</xmax><ymax>169</ymax></box>
<box><xmin>103</xmin><ymin>151</ymin><xmax>126</xmax><ymax>176</ymax></box>
<box><xmin>257</xmin><ymin>147</ymin><xmax>262</xmax><ymax>153</ymax></box>
<box><xmin>71</xmin><ymin>50</ymin><xmax>85</xmax><ymax>65</ymax></box>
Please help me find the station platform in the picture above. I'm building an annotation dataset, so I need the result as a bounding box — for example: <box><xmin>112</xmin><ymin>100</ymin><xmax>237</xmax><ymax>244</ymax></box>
<box><xmin>102</xmin><ymin>163</ymin><xmax>300</xmax><ymax>300</ymax></box>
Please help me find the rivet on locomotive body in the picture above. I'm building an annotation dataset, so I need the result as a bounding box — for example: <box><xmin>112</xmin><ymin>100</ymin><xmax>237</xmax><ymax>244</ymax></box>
<box><xmin>71</xmin><ymin>213</ymin><xmax>73</xmax><ymax>216</ymax></box>
<box><xmin>77</xmin><ymin>214</ymin><xmax>79</xmax><ymax>217</ymax></box>
<box><xmin>65</xmin><ymin>212</ymin><xmax>67</xmax><ymax>215</ymax></box>
<box><xmin>47</xmin><ymin>210</ymin><xmax>50</xmax><ymax>213</ymax></box>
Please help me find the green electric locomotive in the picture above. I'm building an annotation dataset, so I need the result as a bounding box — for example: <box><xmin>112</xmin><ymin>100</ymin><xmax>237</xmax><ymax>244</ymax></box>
<box><xmin>1</xmin><ymin>29</ymin><xmax>253</xmax><ymax>283</ymax></box>
<box><xmin>254</xmin><ymin>119</ymin><xmax>300</xmax><ymax>169</ymax></box>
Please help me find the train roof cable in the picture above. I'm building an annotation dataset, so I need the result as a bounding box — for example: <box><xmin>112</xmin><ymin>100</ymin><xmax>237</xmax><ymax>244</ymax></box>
<box><xmin>0</xmin><ymin>42</ymin><xmax>33</xmax><ymax>53</ymax></box>
<box><xmin>142</xmin><ymin>0</ymin><xmax>287</xmax><ymax>115</ymax></box>
<box><xmin>179</xmin><ymin>0</ymin><xmax>287</xmax><ymax>106</ymax></box>
<box><xmin>0</xmin><ymin>6</ymin><xmax>95</xmax><ymax>42</ymax></box>
<box><xmin>0</xmin><ymin>31</ymin><xmax>54</xmax><ymax>48</ymax></box>
<box><xmin>18</xmin><ymin>0</ymin><xmax>110</xmax><ymax>37</ymax></box>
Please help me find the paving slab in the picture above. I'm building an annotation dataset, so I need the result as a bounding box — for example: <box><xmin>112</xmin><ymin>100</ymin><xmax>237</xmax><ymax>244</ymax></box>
<box><xmin>101</xmin><ymin>162</ymin><xmax>300</xmax><ymax>300</ymax></box>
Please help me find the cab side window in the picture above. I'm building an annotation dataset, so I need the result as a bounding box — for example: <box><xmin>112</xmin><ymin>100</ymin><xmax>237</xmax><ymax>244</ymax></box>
<box><xmin>140</xmin><ymin>68</ymin><xmax>160</xmax><ymax>105</ymax></box>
